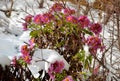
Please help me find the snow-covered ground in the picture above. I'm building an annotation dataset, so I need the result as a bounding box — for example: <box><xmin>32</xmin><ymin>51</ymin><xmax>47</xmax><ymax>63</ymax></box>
<box><xmin>0</xmin><ymin>0</ymin><xmax>52</xmax><ymax>55</ymax></box>
<box><xmin>0</xmin><ymin>0</ymin><xmax>49</xmax><ymax>66</ymax></box>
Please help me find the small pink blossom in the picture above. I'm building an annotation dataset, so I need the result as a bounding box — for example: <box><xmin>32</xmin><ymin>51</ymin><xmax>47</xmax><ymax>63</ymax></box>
<box><xmin>86</xmin><ymin>36</ymin><xmax>104</xmax><ymax>55</ymax></box>
<box><xmin>51</xmin><ymin>3</ymin><xmax>63</xmax><ymax>12</ymax></box>
<box><xmin>24</xmin><ymin>15</ymin><xmax>32</xmax><ymax>23</ymax></box>
<box><xmin>33</xmin><ymin>13</ymin><xmax>52</xmax><ymax>25</ymax></box>
<box><xmin>78</xmin><ymin>16</ymin><xmax>90</xmax><ymax>28</ymax></box>
<box><xmin>21</xmin><ymin>45</ymin><xmax>29</xmax><ymax>55</ymax></box>
<box><xmin>33</xmin><ymin>14</ymin><xmax>42</xmax><ymax>24</ymax></box>
<box><xmin>41</xmin><ymin>13</ymin><xmax>51</xmax><ymax>24</ymax></box>
<box><xmin>93</xmin><ymin>65</ymin><xmax>100</xmax><ymax>75</ymax></box>
<box><xmin>66</xmin><ymin>15</ymin><xmax>78</xmax><ymax>24</ymax></box>
<box><xmin>22</xmin><ymin>55</ymin><xmax>31</xmax><ymax>64</ymax></box>
<box><xmin>11</xmin><ymin>56</ymin><xmax>17</xmax><ymax>66</ymax></box>
<box><xmin>64</xmin><ymin>8</ymin><xmax>75</xmax><ymax>15</ymax></box>
<box><xmin>29</xmin><ymin>38</ymin><xmax>35</xmax><ymax>49</ymax></box>
<box><xmin>62</xmin><ymin>76</ymin><xmax>74</xmax><ymax>81</ymax></box>
<box><xmin>48</xmin><ymin>60</ymin><xmax>65</xmax><ymax>80</ymax></box>
<box><xmin>89</xmin><ymin>23</ymin><xmax>102</xmax><ymax>35</ymax></box>
<box><xmin>22</xmin><ymin>23</ymin><xmax>28</xmax><ymax>31</ymax></box>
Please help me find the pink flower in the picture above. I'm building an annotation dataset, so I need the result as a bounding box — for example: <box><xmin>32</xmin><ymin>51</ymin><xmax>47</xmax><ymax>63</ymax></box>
<box><xmin>78</xmin><ymin>16</ymin><xmax>90</xmax><ymax>28</ymax></box>
<box><xmin>22</xmin><ymin>23</ymin><xmax>28</xmax><ymax>31</ymax></box>
<box><xmin>62</xmin><ymin>76</ymin><xmax>74</xmax><ymax>81</ymax></box>
<box><xmin>33</xmin><ymin>13</ymin><xmax>52</xmax><ymax>25</ymax></box>
<box><xmin>24</xmin><ymin>15</ymin><xmax>32</xmax><ymax>23</ymax></box>
<box><xmin>20</xmin><ymin>45</ymin><xmax>32</xmax><ymax>64</ymax></box>
<box><xmin>86</xmin><ymin>36</ymin><xmax>104</xmax><ymax>55</ymax></box>
<box><xmin>89</xmin><ymin>23</ymin><xmax>102</xmax><ymax>35</ymax></box>
<box><xmin>22</xmin><ymin>55</ymin><xmax>31</xmax><ymax>64</ymax></box>
<box><xmin>64</xmin><ymin>8</ymin><xmax>75</xmax><ymax>15</ymax></box>
<box><xmin>93</xmin><ymin>65</ymin><xmax>100</xmax><ymax>75</ymax></box>
<box><xmin>21</xmin><ymin>45</ymin><xmax>29</xmax><ymax>55</ymax></box>
<box><xmin>48</xmin><ymin>60</ymin><xmax>65</xmax><ymax>80</ymax></box>
<box><xmin>51</xmin><ymin>3</ymin><xmax>63</xmax><ymax>12</ymax></box>
<box><xmin>87</xmin><ymin>36</ymin><xmax>101</xmax><ymax>49</ymax></box>
<box><xmin>66</xmin><ymin>15</ymin><xmax>78</xmax><ymax>24</ymax></box>
<box><xmin>29</xmin><ymin>38</ymin><xmax>35</xmax><ymax>49</ymax></box>
<box><xmin>33</xmin><ymin>14</ymin><xmax>42</xmax><ymax>24</ymax></box>
<box><xmin>11</xmin><ymin>56</ymin><xmax>17</xmax><ymax>66</ymax></box>
<box><xmin>41</xmin><ymin>13</ymin><xmax>51</xmax><ymax>24</ymax></box>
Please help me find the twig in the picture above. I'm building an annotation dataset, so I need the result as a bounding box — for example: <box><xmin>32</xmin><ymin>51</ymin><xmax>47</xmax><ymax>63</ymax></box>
<box><xmin>92</xmin><ymin>39</ymin><xmax>119</xmax><ymax>79</ymax></box>
<box><xmin>35</xmin><ymin>58</ymin><xmax>50</xmax><ymax>63</ymax></box>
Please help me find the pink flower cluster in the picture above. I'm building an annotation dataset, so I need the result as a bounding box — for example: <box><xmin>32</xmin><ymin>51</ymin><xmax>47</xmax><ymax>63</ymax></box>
<box><xmin>11</xmin><ymin>38</ymin><xmax>35</xmax><ymax>65</ymax></box>
<box><xmin>62</xmin><ymin>76</ymin><xmax>74</xmax><ymax>81</ymax></box>
<box><xmin>48</xmin><ymin>60</ymin><xmax>65</xmax><ymax>80</ymax></box>
<box><xmin>22</xmin><ymin>3</ymin><xmax>103</xmax><ymax>36</ymax></box>
<box><xmin>66</xmin><ymin>15</ymin><xmax>90</xmax><ymax>28</ymax></box>
<box><xmin>20</xmin><ymin>45</ymin><xmax>31</xmax><ymax>64</ymax></box>
<box><xmin>65</xmin><ymin>15</ymin><xmax>102</xmax><ymax>35</ymax></box>
<box><xmin>20</xmin><ymin>38</ymin><xmax>35</xmax><ymax>64</ymax></box>
<box><xmin>86</xmin><ymin>36</ymin><xmax>104</xmax><ymax>55</ymax></box>
<box><xmin>33</xmin><ymin>13</ymin><xmax>53</xmax><ymax>25</ymax></box>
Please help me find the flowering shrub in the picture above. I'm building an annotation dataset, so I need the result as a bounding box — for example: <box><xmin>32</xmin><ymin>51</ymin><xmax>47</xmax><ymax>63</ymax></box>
<box><xmin>11</xmin><ymin>2</ymin><xmax>105</xmax><ymax>81</ymax></box>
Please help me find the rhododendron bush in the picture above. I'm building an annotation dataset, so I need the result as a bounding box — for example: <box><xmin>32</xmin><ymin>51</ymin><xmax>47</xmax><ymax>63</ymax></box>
<box><xmin>10</xmin><ymin>2</ymin><xmax>105</xmax><ymax>81</ymax></box>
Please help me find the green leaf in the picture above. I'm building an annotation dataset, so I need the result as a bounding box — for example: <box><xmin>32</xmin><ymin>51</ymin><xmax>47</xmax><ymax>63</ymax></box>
<box><xmin>29</xmin><ymin>23</ymin><xmax>41</xmax><ymax>29</ymax></box>
<box><xmin>30</xmin><ymin>30</ymin><xmax>39</xmax><ymax>38</ymax></box>
<box><xmin>56</xmin><ymin>40</ymin><xmax>65</xmax><ymax>47</ymax></box>
<box><xmin>73</xmin><ymin>50</ymin><xmax>85</xmax><ymax>62</ymax></box>
<box><xmin>55</xmin><ymin>70</ymin><xmax>67</xmax><ymax>81</ymax></box>
<box><xmin>84</xmin><ymin>59</ymin><xmax>89</xmax><ymax>69</ymax></box>
<box><xmin>82</xmin><ymin>29</ymin><xmax>93</xmax><ymax>35</ymax></box>
<box><xmin>43</xmin><ymin>24</ymin><xmax>53</xmax><ymax>34</ymax></box>
<box><xmin>87</xmin><ymin>55</ymin><xmax>92</xmax><ymax>64</ymax></box>
<box><xmin>18</xmin><ymin>58</ymin><xmax>27</xmax><ymax>67</ymax></box>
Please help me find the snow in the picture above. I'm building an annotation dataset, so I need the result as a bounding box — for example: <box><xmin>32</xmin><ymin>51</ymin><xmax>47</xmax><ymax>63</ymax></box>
<box><xmin>28</xmin><ymin>49</ymin><xmax>70</xmax><ymax>78</ymax></box>
<box><xmin>0</xmin><ymin>33</ymin><xmax>23</xmax><ymax>59</ymax></box>
<box><xmin>19</xmin><ymin>30</ymin><xmax>31</xmax><ymax>43</ymax></box>
<box><xmin>0</xmin><ymin>54</ymin><xmax>11</xmax><ymax>68</ymax></box>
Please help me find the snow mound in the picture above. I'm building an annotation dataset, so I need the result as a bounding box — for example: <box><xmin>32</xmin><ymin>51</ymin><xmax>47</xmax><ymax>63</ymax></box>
<box><xmin>28</xmin><ymin>49</ymin><xmax>70</xmax><ymax>78</ymax></box>
<box><xmin>0</xmin><ymin>33</ymin><xmax>24</xmax><ymax>59</ymax></box>
<box><xmin>0</xmin><ymin>54</ymin><xmax>11</xmax><ymax>68</ymax></box>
